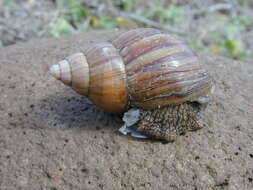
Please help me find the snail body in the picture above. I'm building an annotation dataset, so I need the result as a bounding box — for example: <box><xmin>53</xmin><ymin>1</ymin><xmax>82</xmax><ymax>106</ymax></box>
<box><xmin>50</xmin><ymin>28</ymin><xmax>214</xmax><ymax>141</ymax></box>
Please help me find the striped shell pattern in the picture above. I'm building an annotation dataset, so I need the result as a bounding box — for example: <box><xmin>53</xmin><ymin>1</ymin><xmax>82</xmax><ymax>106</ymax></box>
<box><xmin>49</xmin><ymin>28</ymin><xmax>213</xmax><ymax>114</ymax></box>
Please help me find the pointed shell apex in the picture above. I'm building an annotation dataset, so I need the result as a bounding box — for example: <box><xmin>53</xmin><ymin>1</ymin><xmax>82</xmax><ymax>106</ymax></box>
<box><xmin>49</xmin><ymin>64</ymin><xmax>61</xmax><ymax>80</ymax></box>
<box><xmin>49</xmin><ymin>59</ymin><xmax>72</xmax><ymax>86</ymax></box>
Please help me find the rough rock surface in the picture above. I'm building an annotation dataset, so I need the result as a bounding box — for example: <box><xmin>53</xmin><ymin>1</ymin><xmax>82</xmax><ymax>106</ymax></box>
<box><xmin>0</xmin><ymin>30</ymin><xmax>252</xmax><ymax>190</ymax></box>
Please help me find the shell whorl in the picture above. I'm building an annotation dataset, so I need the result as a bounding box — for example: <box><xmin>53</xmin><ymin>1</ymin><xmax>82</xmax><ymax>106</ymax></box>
<box><xmin>85</xmin><ymin>42</ymin><xmax>128</xmax><ymax>113</ymax></box>
<box><xmin>49</xmin><ymin>43</ymin><xmax>128</xmax><ymax>113</ymax></box>
<box><xmin>112</xmin><ymin>28</ymin><xmax>213</xmax><ymax>109</ymax></box>
<box><xmin>49</xmin><ymin>28</ymin><xmax>214</xmax><ymax>113</ymax></box>
<box><xmin>49</xmin><ymin>52</ymin><xmax>90</xmax><ymax>96</ymax></box>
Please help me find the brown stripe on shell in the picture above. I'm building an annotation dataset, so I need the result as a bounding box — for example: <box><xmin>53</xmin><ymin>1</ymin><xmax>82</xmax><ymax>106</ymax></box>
<box><xmin>111</xmin><ymin>28</ymin><xmax>213</xmax><ymax>109</ymax></box>
<box><xmin>112</xmin><ymin>28</ymin><xmax>163</xmax><ymax>51</ymax></box>
<box><xmin>173</xmin><ymin>77</ymin><xmax>212</xmax><ymax>98</ymax></box>
<box><xmin>132</xmin><ymin>70</ymin><xmax>209</xmax><ymax>98</ymax></box>
<box><xmin>86</xmin><ymin>42</ymin><xmax>128</xmax><ymax>113</ymax></box>
<box><xmin>120</xmin><ymin>34</ymin><xmax>183</xmax><ymax>65</ymax></box>
<box><xmin>143</xmin><ymin>75</ymin><xmax>213</xmax><ymax>102</ymax></box>
<box><xmin>66</xmin><ymin>53</ymin><xmax>89</xmax><ymax>96</ymax></box>
<box><xmin>127</xmin><ymin>48</ymin><xmax>200</xmax><ymax>89</ymax></box>
<box><xmin>89</xmin><ymin>59</ymin><xmax>127</xmax><ymax>84</ymax></box>
<box><xmin>85</xmin><ymin>42</ymin><xmax>116</xmax><ymax>64</ymax></box>
<box><xmin>86</xmin><ymin>55</ymin><xmax>121</xmax><ymax>68</ymax></box>
<box><xmin>131</xmin><ymin>50</ymin><xmax>197</xmax><ymax>74</ymax></box>
<box><xmin>128</xmin><ymin>69</ymin><xmax>209</xmax><ymax>101</ymax></box>
<box><xmin>128</xmin><ymin>67</ymin><xmax>204</xmax><ymax>95</ymax></box>
<box><xmin>58</xmin><ymin>60</ymin><xmax>71</xmax><ymax>85</ymax></box>
<box><xmin>131</xmin><ymin>73</ymin><xmax>213</xmax><ymax>109</ymax></box>
<box><xmin>125</xmin><ymin>43</ymin><xmax>190</xmax><ymax>74</ymax></box>
<box><xmin>127</xmin><ymin>55</ymin><xmax>200</xmax><ymax>85</ymax></box>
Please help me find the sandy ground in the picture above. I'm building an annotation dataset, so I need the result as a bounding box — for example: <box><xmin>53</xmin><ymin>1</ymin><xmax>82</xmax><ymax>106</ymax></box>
<box><xmin>0</xmin><ymin>30</ymin><xmax>253</xmax><ymax>190</ymax></box>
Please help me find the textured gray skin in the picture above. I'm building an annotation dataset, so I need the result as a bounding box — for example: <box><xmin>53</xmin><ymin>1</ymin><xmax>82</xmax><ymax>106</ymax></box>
<box><xmin>135</xmin><ymin>102</ymin><xmax>203</xmax><ymax>142</ymax></box>
<box><xmin>0</xmin><ymin>30</ymin><xmax>253</xmax><ymax>190</ymax></box>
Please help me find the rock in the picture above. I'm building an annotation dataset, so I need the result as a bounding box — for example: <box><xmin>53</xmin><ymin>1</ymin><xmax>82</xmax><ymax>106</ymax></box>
<box><xmin>0</xmin><ymin>30</ymin><xmax>252</xmax><ymax>190</ymax></box>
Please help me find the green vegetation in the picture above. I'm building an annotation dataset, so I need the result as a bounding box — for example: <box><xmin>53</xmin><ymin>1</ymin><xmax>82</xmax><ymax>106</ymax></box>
<box><xmin>1</xmin><ymin>0</ymin><xmax>253</xmax><ymax>61</ymax></box>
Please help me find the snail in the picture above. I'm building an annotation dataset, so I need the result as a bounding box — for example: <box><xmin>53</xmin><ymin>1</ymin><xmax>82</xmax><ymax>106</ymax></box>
<box><xmin>49</xmin><ymin>28</ymin><xmax>214</xmax><ymax>142</ymax></box>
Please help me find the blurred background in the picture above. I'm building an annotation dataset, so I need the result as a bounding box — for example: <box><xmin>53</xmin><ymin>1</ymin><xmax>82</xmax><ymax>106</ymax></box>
<box><xmin>0</xmin><ymin>0</ymin><xmax>252</xmax><ymax>62</ymax></box>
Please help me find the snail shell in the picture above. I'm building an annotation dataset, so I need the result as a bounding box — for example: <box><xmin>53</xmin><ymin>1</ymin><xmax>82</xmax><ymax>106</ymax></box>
<box><xmin>50</xmin><ymin>28</ymin><xmax>213</xmax><ymax>114</ymax></box>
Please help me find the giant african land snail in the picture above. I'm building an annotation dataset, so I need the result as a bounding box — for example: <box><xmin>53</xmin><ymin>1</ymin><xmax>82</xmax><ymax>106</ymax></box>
<box><xmin>49</xmin><ymin>28</ymin><xmax>214</xmax><ymax>142</ymax></box>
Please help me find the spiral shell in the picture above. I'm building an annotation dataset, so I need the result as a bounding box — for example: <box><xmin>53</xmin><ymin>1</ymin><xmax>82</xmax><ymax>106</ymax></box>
<box><xmin>49</xmin><ymin>28</ymin><xmax>213</xmax><ymax>114</ymax></box>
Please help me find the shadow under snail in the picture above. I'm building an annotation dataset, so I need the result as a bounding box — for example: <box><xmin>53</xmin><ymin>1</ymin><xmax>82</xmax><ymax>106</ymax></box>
<box><xmin>49</xmin><ymin>28</ymin><xmax>214</xmax><ymax>142</ymax></box>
